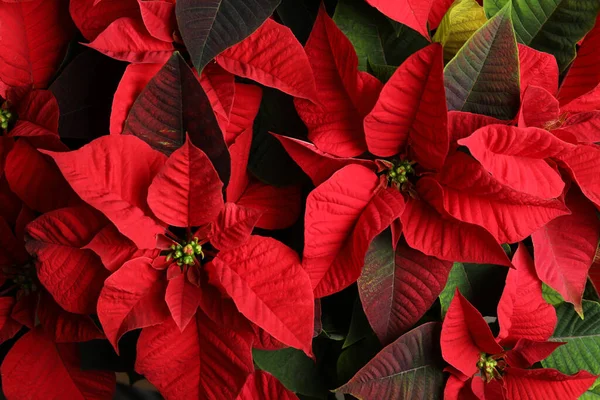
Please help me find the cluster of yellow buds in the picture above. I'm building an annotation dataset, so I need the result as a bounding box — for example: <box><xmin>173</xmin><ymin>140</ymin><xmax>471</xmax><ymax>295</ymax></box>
<box><xmin>166</xmin><ymin>237</ymin><xmax>204</xmax><ymax>266</ymax></box>
<box><xmin>0</xmin><ymin>108</ymin><xmax>13</xmax><ymax>130</ymax></box>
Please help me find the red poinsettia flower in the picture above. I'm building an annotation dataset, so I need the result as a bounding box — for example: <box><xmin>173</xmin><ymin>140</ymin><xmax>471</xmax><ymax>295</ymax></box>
<box><xmin>277</xmin><ymin>12</ymin><xmax>571</xmax><ymax>299</ymax></box>
<box><xmin>37</xmin><ymin>133</ymin><xmax>314</xmax><ymax>398</ymax></box>
<box><xmin>441</xmin><ymin>244</ymin><xmax>596</xmax><ymax>399</ymax></box>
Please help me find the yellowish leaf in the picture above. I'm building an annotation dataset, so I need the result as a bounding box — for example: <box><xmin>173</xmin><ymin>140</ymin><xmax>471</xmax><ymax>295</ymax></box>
<box><xmin>433</xmin><ymin>0</ymin><xmax>487</xmax><ymax>61</ymax></box>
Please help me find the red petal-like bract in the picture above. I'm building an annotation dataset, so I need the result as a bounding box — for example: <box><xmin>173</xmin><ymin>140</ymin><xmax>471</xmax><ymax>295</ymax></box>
<box><xmin>294</xmin><ymin>7</ymin><xmax>381</xmax><ymax>157</ymax></box>
<box><xmin>337</xmin><ymin>322</ymin><xmax>443</xmax><ymax>399</ymax></box>
<box><xmin>558</xmin><ymin>16</ymin><xmax>600</xmax><ymax>106</ymax></box>
<box><xmin>224</xmin><ymin>83</ymin><xmax>261</xmax><ymax>146</ymax></box>
<box><xmin>504</xmin><ymin>339</ymin><xmax>564</xmax><ymax>369</ymax></box>
<box><xmin>210</xmin><ymin>203</ymin><xmax>262</xmax><ymax>251</ymax></box>
<box><xmin>432</xmin><ymin>152</ymin><xmax>570</xmax><ymax>243</ymax></box>
<box><xmin>518</xmin><ymin>44</ymin><xmax>559</xmax><ymax>96</ymax></box>
<box><xmin>0</xmin><ymin>0</ymin><xmax>73</xmax><ymax>88</ymax></box>
<box><xmin>441</xmin><ymin>291</ymin><xmax>503</xmax><ymax>377</ymax></box>
<box><xmin>165</xmin><ymin>274</ymin><xmax>202</xmax><ymax>332</ymax></box>
<box><xmin>458</xmin><ymin>124</ymin><xmax>570</xmax><ymax>199</ymax></box>
<box><xmin>303</xmin><ymin>165</ymin><xmax>385</xmax><ymax>297</ymax></box>
<box><xmin>273</xmin><ymin>134</ymin><xmax>376</xmax><ymax>186</ymax></box>
<box><xmin>69</xmin><ymin>0</ymin><xmax>140</xmax><ymax>41</ymax></box>
<box><xmin>227</xmin><ymin>129</ymin><xmax>252</xmax><ymax>204</ymax></box>
<box><xmin>364</xmin><ymin>44</ymin><xmax>448</xmax><ymax>169</ymax></box>
<box><xmin>400</xmin><ymin>197</ymin><xmax>512</xmax><ymax>266</ymax></box>
<box><xmin>518</xmin><ymin>85</ymin><xmax>560</xmax><ymax>129</ymax></box>
<box><xmin>365</xmin><ymin>0</ymin><xmax>432</xmax><ymax>39</ymax></box>
<box><xmin>110</xmin><ymin>62</ymin><xmax>163</xmax><ymax>135</ymax></box>
<box><xmin>496</xmin><ymin>244</ymin><xmax>557</xmax><ymax>346</ymax></box>
<box><xmin>217</xmin><ymin>19</ymin><xmax>318</xmax><ymax>102</ymax></box>
<box><xmin>87</xmin><ymin>17</ymin><xmax>174</xmax><ymax>64</ymax></box>
<box><xmin>45</xmin><ymin>135</ymin><xmax>167</xmax><ymax>249</ymax></box>
<box><xmin>84</xmin><ymin>224</ymin><xmax>159</xmax><ymax>272</ymax></box>
<box><xmin>503</xmin><ymin>368</ymin><xmax>596</xmax><ymax>400</ymax></box>
<box><xmin>25</xmin><ymin>206</ymin><xmax>108</xmax><ymax>314</ymax></box>
<box><xmin>147</xmin><ymin>137</ymin><xmax>224</xmax><ymax>228</ymax></box>
<box><xmin>207</xmin><ymin>236</ymin><xmax>314</xmax><ymax>356</ymax></box>
<box><xmin>200</xmin><ymin>64</ymin><xmax>237</xmax><ymax>139</ymax></box>
<box><xmin>557</xmin><ymin>144</ymin><xmax>600</xmax><ymax>209</ymax></box>
<box><xmin>135</xmin><ymin>313</ymin><xmax>254</xmax><ymax>400</ymax></box>
<box><xmin>1</xmin><ymin>328</ymin><xmax>116</xmax><ymax>400</ymax></box>
<box><xmin>448</xmin><ymin>111</ymin><xmax>505</xmax><ymax>146</ymax></box>
<box><xmin>236</xmin><ymin>371</ymin><xmax>299</xmax><ymax>400</ymax></box>
<box><xmin>37</xmin><ymin>291</ymin><xmax>104</xmax><ymax>343</ymax></box>
<box><xmin>358</xmin><ymin>235</ymin><xmax>452</xmax><ymax>345</ymax></box>
<box><xmin>97</xmin><ymin>257</ymin><xmax>170</xmax><ymax>351</ymax></box>
<box><xmin>139</xmin><ymin>0</ymin><xmax>176</xmax><ymax>42</ymax></box>
<box><xmin>532</xmin><ymin>189</ymin><xmax>600</xmax><ymax>312</ymax></box>
<box><xmin>236</xmin><ymin>181</ymin><xmax>302</xmax><ymax>230</ymax></box>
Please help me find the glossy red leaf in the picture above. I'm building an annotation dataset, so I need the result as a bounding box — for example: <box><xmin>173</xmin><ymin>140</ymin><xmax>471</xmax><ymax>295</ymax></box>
<box><xmin>518</xmin><ymin>85</ymin><xmax>560</xmax><ymax>129</ymax></box>
<box><xmin>236</xmin><ymin>371</ymin><xmax>299</xmax><ymax>400</ymax></box>
<box><xmin>210</xmin><ymin>203</ymin><xmax>262</xmax><ymax>251</ymax></box>
<box><xmin>503</xmin><ymin>368</ymin><xmax>596</xmax><ymax>400</ymax></box>
<box><xmin>207</xmin><ymin>235</ymin><xmax>314</xmax><ymax>356</ymax></box>
<box><xmin>4</xmin><ymin>140</ymin><xmax>79</xmax><ymax>213</ymax></box>
<box><xmin>504</xmin><ymin>339</ymin><xmax>564</xmax><ymax>369</ymax></box>
<box><xmin>429</xmin><ymin>0</ymin><xmax>454</xmax><ymax>29</ymax></box>
<box><xmin>84</xmin><ymin>224</ymin><xmax>159</xmax><ymax>272</ymax></box>
<box><xmin>227</xmin><ymin>129</ymin><xmax>252</xmax><ymax>204</ymax></box>
<box><xmin>273</xmin><ymin>134</ymin><xmax>376</xmax><ymax>186</ymax></box>
<box><xmin>364</xmin><ymin>44</ymin><xmax>448</xmax><ymax>169</ymax></box>
<box><xmin>365</xmin><ymin>0</ymin><xmax>433</xmax><ymax>39</ymax></box>
<box><xmin>135</xmin><ymin>313</ymin><xmax>254</xmax><ymax>400</ymax></box>
<box><xmin>37</xmin><ymin>291</ymin><xmax>104</xmax><ymax>343</ymax></box>
<box><xmin>518</xmin><ymin>44</ymin><xmax>559</xmax><ymax>96</ymax></box>
<box><xmin>555</xmin><ymin>112</ymin><xmax>600</xmax><ymax>143</ymax></box>
<box><xmin>225</xmin><ymin>83</ymin><xmax>262</xmax><ymax>145</ymax></box>
<box><xmin>532</xmin><ymin>189</ymin><xmax>600</xmax><ymax>313</ymax></box>
<box><xmin>217</xmin><ymin>19</ymin><xmax>318</xmax><ymax>102</ymax></box>
<box><xmin>45</xmin><ymin>135</ymin><xmax>167</xmax><ymax>249</ymax></box>
<box><xmin>458</xmin><ymin>124</ymin><xmax>569</xmax><ymax>199</ymax></box>
<box><xmin>236</xmin><ymin>181</ymin><xmax>302</xmax><ymax>230</ymax></box>
<box><xmin>1</xmin><ymin>328</ymin><xmax>116</xmax><ymax>399</ymax></box>
<box><xmin>557</xmin><ymin>144</ymin><xmax>600</xmax><ymax>208</ymax></box>
<box><xmin>358</xmin><ymin>233</ymin><xmax>452</xmax><ymax>345</ymax></box>
<box><xmin>87</xmin><ymin>17</ymin><xmax>174</xmax><ymax>64</ymax></box>
<box><xmin>69</xmin><ymin>0</ymin><xmax>140</xmax><ymax>40</ymax></box>
<box><xmin>25</xmin><ymin>206</ymin><xmax>108</xmax><ymax>314</ymax></box>
<box><xmin>12</xmin><ymin>89</ymin><xmax>60</xmax><ymax>132</ymax></box>
<box><xmin>165</xmin><ymin>273</ymin><xmax>202</xmax><ymax>332</ymax></box>
<box><xmin>199</xmin><ymin>63</ymin><xmax>237</xmax><ymax>136</ymax></box>
<box><xmin>431</xmin><ymin>152</ymin><xmax>570</xmax><ymax>243</ymax></box>
<box><xmin>560</xmin><ymin>83</ymin><xmax>600</xmax><ymax>113</ymax></box>
<box><xmin>139</xmin><ymin>0</ymin><xmax>176</xmax><ymax>42</ymax></box>
<box><xmin>448</xmin><ymin>111</ymin><xmax>505</xmax><ymax>146</ymax></box>
<box><xmin>110</xmin><ymin>62</ymin><xmax>163</xmax><ymax>135</ymax></box>
<box><xmin>303</xmin><ymin>164</ymin><xmax>380</xmax><ymax>295</ymax></box>
<box><xmin>0</xmin><ymin>0</ymin><xmax>74</xmax><ymax>88</ymax></box>
<box><xmin>441</xmin><ymin>291</ymin><xmax>503</xmax><ymax>377</ymax></box>
<box><xmin>97</xmin><ymin>257</ymin><xmax>170</xmax><ymax>351</ymax></box>
<box><xmin>337</xmin><ymin>323</ymin><xmax>444</xmax><ymax>399</ymax></box>
<box><xmin>294</xmin><ymin>7</ymin><xmax>382</xmax><ymax>157</ymax></box>
<box><xmin>558</xmin><ymin>16</ymin><xmax>600</xmax><ymax>106</ymax></box>
<box><xmin>400</xmin><ymin>197</ymin><xmax>511</xmax><ymax>266</ymax></box>
<box><xmin>496</xmin><ymin>244</ymin><xmax>557</xmax><ymax>346</ymax></box>
<box><xmin>147</xmin><ymin>137</ymin><xmax>224</xmax><ymax>228</ymax></box>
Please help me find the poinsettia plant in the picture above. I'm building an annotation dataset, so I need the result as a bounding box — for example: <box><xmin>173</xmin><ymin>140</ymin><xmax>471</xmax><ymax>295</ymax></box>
<box><xmin>2</xmin><ymin>0</ymin><xmax>600</xmax><ymax>398</ymax></box>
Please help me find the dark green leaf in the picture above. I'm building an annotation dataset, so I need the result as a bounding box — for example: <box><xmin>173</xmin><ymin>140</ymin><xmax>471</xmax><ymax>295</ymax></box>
<box><xmin>444</xmin><ymin>4</ymin><xmax>520</xmax><ymax>120</ymax></box>
<box><xmin>337</xmin><ymin>334</ymin><xmax>382</xmax><ymax>386</ymax></box>
<box><xmin>343</xmin><ymin>298</ymin><xmax>374</xmax><ymax>349</ymax></box>
<box><xmin>484</xmin><ymin>0</ymin><xmax>600</xmax><ymax>71</ymax></box>
<box><xmin>176</xmin><ymin>0</ymin><xmax>281</xmax><ymax>72</ymax></box>
<box><xmin>439</xmin><ymin>263</ymin><xmax>473</xmax><ymax>318</ymax></box>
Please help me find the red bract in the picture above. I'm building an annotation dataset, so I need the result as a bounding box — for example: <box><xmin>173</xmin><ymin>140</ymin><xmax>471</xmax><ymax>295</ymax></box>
<box><xmin>441</xmin><ymin>245</ymin><xmax>596</xmax><ymax>399</ymax></box>
<box><xmin>40</xmin><ymin>134</ymin><xmax>314</xmax><ymax>397</ymax></box>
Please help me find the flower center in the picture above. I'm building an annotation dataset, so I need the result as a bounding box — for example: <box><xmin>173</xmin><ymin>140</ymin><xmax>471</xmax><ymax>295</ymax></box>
<box><xmin>2</xmin><ymin>262</ymin><xmax>38</xmax><ymax>297</ymax></box>
<box><xmin>476</xmin><ymin>353</ymin><xmax>506</xmax><ymax>382</ymax></box>
<box><xmin>543</xmin><ymin>113</ymin><xmax>568</xmax><ymax>131</ymax></box>
<box><xmin>166</xmin><ymin>237</ymin><xmax>204</xmax><ymax>266</ymax></box>
<box><xmin>386</xmin><ymin>159</ymin><xmax>416</xmax><ymax>190</ymax></box>
<box><xmin>0</xmin><ymin>107</ymin><xmax>14</xmax><ymax>131</ymax></box>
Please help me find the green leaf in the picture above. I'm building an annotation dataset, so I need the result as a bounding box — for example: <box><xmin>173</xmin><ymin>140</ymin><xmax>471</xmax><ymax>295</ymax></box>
<box><xmin>444</xmin><ymin>3</ymin><xmax>520</xmax><ymax>120</ymax></box>
<box><xmin>343</xmin><ymin>298</ymin><xmax>374</xmax><ymax>349</ymax></box>
<box><xmin>439</xmin><ymin>263</ymin><xmax>473</xmax><ymax>318</ymax></box>
<box><xmin>336</xmin><ymin>322</ymin><xmax>444</xmax><ymax>399</ymax></box>
<box><xmin>433</xmin><ymin>0</ymin><xmax>488</xmax><ymax>62</ymax></box>
<box><xmin>484</xmin><ymin>0</ymin><xmax>600</xmax><ymax>72</ymax></box>
<box><xmin>337</xmin><ymin>334</ymin><xmax>382</xmax><ymax>386</ymax></box>
<box><xmin>176</xmin><ymin>0</ymin><xmax>281</xmax><ymax>72</ymax></box>
<box><xmin>253</xmin><ymin>347</ymin><xmax>327</xmax><ymax>399</ymax></box>
<box><xmin>580</xmin><ymin>383</ymin><xmax>600</xmax><ymax>400</ymax></box>
<box><xmin>543</xmin><ymin>283</ymin><xmax>565</xmax><ymax>306</ymax></box>
<box><xmin>333</xmin><ymin>0</ymin><xmax>429</xmax><ymax>71</ymax></box>
<box><xmin>542</xmin><ymin>301</ymin><xmax>600</xmax><ymax>376</ymax></box>
<box><xmin>367</xmin><ymin>60</ymin><xmax>397</xmax><ymax>83</ymax></box>
<box><xmin>249</xmin><ymin>87</ymin><xmax>309</xmax><ymax>186</ymax></box>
